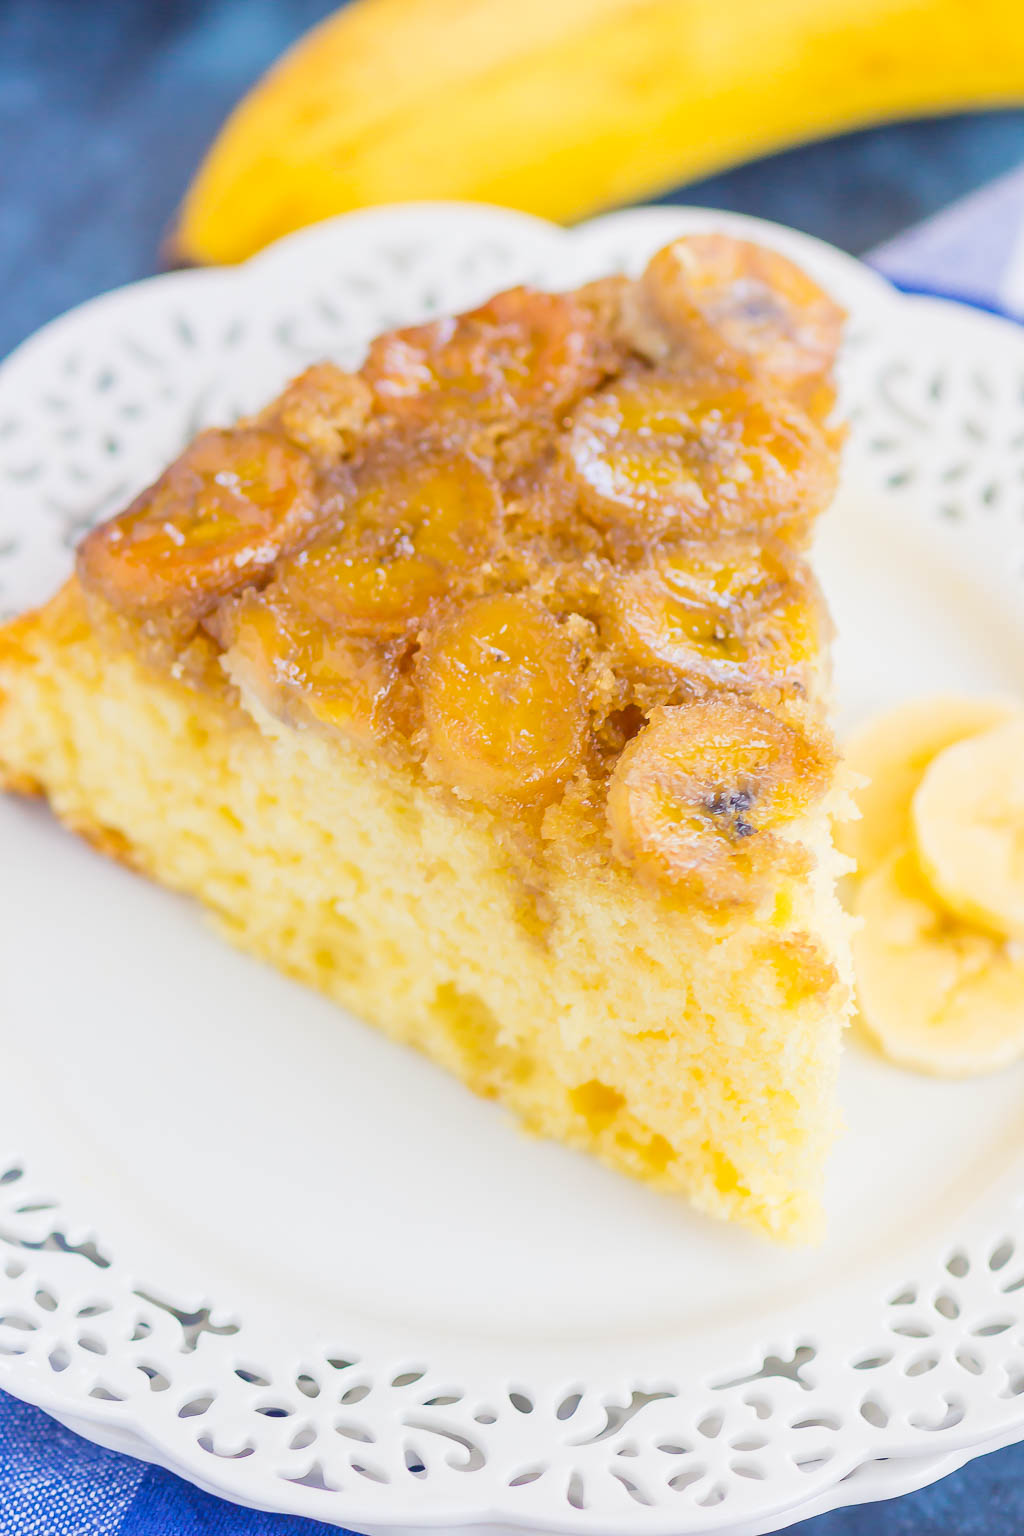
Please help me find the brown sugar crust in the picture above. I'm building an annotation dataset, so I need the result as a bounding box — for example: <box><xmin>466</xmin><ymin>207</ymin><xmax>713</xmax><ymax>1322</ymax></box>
<box><xmin>73</xmin><ymin>237</ymin><xmax>844</xmax><ymax>906</ymax></box>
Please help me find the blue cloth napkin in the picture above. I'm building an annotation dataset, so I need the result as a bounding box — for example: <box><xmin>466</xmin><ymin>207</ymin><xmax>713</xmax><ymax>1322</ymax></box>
<box><xmin>5</xmin><ymin>159</ymin><xmax>1024</xmax><ymax>1536</ymax></box>
<box><xmin>0</xmin><ymin>1392</ymin><xmax>327</xmax><ymax>1534</ymax></box>
<box><xmin>871</xmin><ymin>161</ymin><xmax>1024</xmax><ymax>316</ymax></box>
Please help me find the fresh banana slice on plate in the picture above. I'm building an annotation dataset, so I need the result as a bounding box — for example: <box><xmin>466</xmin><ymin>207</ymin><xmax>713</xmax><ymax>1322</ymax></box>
<box><xmin>837</xmin><ymin>694</ymin><xmax>1018</xmax><ymax>877</ymax></box>
<box><xmin>853</xmin><ymin>842</ymin><xmax>1024</xmax><ymax>1077</ymax></box>
<box><xmin>913</xmin><ymin>716</ymin><xmax>1024</xmax><ymax>941</ymax></box>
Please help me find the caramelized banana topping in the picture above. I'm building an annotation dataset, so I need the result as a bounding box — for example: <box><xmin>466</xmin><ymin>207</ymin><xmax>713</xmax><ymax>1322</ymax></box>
<box><xmin>221</xmin><ymin>592</ymin><xmax>399</xmax><ymax>748</ymax></box>
<box><xmin>599</xmin><ymin>537</ymin><xmax>822</xmax><ymax>687</ymax></box>
<box><xmin>77</xmin><ymin>428</ymin><xmax>317</xmax><ymax>620</ymax></box>
<box><xmin>642</xmin><ymin>234</ymin><xmax>845</xmax><ymax>414</ymax></box>
<box><xmin>418</xmin><ymin>593</ymin><xmax>586</xmax><ymax>803</ymax></box>
<box><xmin>271</xmin><ymin>444</ymin><xmax>501</xmax><ymax>640</ymax></box>
<box><xmin>607</xmin><ymin>699</ymin><xmax>833</xmax><ymax>905</ymax></box>
<box><xmin>266</xmin><ymin>362</ymin><xmax>373</xmax><ymax>461</ymax></box>
<box><xmin>365</xmin><ymin>288</ymin><xmax>608</xmax><ymax>428</ymax></box>
<box><xmin>565</xmin><ymin>374</ymin><xmax>834</xmax><ymax>545</ymax></box>
<box><xmin>75</xmin><ymin>233</ymin><xmax>844</xmax><ymax>903</ymax></box>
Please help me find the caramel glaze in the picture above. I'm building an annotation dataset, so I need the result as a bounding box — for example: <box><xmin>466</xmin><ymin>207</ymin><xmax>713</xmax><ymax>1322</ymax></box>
<box><xmin>75</xmin><ymin>235</ymin><xmax>844</xmax><ymax>907</ymax></box>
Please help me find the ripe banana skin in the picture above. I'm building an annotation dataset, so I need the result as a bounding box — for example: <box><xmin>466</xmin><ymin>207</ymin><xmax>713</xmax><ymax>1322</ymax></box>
<box><xmin>173</xmin><ymin>0</ymin><xmax>1024</xmax><ymax>266</ymax></box>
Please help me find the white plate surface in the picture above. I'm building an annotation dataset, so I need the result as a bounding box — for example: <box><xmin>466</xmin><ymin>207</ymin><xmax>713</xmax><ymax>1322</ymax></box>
<box><xmin>1</xmin><ymin>203</ymin><xmax>1023</xmax><ymax>1535</ymax></box>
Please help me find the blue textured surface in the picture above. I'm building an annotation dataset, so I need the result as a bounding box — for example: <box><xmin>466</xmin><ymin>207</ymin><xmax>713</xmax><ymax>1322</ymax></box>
<box><xmin>1</xmin><ymin>0</ymin><xmax>1023</xmax><ymax>1529</ymax></box>
<box><xmin>1</xmin><ymin>1386</ymin><xmax>1022</xmax><ymax>1534</ymax></box>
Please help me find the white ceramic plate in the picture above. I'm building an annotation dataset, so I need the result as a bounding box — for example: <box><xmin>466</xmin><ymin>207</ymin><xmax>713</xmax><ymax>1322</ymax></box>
<box><xmin>1</xmin><ymin>203</ymin><xmax>1023</xmax><ymax>1536</ymax></box>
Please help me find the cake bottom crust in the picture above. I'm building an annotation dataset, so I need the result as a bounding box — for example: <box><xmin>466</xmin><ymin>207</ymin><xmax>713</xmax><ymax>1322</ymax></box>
<box><xmin>0</xmin><ymin>585</ymin><xmax>854</xmax><ymax>1242</ymax></box>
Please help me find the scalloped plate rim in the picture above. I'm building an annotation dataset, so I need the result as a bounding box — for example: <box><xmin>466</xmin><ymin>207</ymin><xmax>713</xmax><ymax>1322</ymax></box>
<box><xmin>1</xmin><ymin>201</ymin><xmax>1023</xmax><ymax>1536</ymax></box>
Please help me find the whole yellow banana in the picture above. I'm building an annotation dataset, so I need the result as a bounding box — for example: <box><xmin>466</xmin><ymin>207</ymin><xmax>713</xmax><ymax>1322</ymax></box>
<box><xmin>174</xmin><ymin>0</ymin><xmax>1024</xmax><ymax>266</ymax></box>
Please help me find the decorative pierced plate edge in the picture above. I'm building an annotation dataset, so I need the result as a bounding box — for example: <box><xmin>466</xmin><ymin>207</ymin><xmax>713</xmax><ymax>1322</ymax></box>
<box><xmin>1</xmin><ymin>203</ymin><xmax>1023</xmax><ymax>1536</ymax></box>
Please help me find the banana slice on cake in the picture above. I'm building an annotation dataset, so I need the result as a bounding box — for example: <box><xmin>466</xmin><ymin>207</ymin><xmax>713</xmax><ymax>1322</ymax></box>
<box><xmin>913</xmin><ymin>716</ymin><xmax>1024</xmax><ymax>941</ymax></box>
<box><xmin>854</xmin><ymin>843</ymin><xmax>1024</xmax><ymax>1076</ymax></box>
<box><xmin>838</xmin><ymin>695</ymin><xmax>1018</xmax><ymax>877</ymax></box>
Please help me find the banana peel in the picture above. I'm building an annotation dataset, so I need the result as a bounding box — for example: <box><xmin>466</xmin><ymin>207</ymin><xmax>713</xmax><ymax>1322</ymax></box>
<box><xmin>172</xmin><ymin>0</ymin><xmax>1024</xmax><ymax>266</ymax></box>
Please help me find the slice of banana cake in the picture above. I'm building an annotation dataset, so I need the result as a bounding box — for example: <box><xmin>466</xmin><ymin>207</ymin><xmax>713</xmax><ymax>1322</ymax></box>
<box><xmin>0</xmin><ymin>235</ymin><xmax>854</xmax><ymax>1240</ymax></box>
